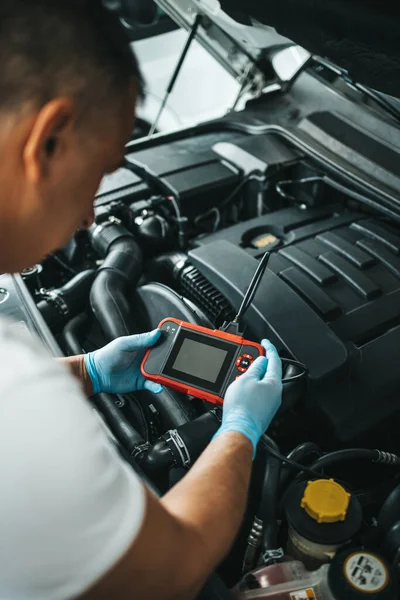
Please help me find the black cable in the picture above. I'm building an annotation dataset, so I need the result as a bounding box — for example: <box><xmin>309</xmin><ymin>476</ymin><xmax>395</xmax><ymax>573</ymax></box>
<box><xmin>286</xmin><ymin>442</ymin><xmax>321</xmax><ymax>463</ymax></box>
<box><xmin>290</xmin><ymin>448</ymin><xmax>400</xmax><ymax>490</ymax></box>
<box><xmin>310</xmin><ymin>449</ymin><xmax>400</xmax><ymax>472</ymax></box>
<box><xmin>323</xmin><ymin>176</ymin><xmax>400</xmax><ymax>224</ymax></box>
<box><xmin>195</xmin><ymin>171</ymin><xmax>261</xmax><ymax>229</ymax></box>
<box><xmin>222</xmin><ymin>252</ymin><xmax>308</xmax><ymax>383</ymax></box>
<box><xmin>275</xmin><ymin>174</ymin><xmax>400</xmax><ymax>224</ymax></box>
<box><xmin>280</xmin><ymin>442</ymin><xmax>321</xmax><ymax>491</ymax></box>
<box><xmin>194</xmin><ymin>207</ymin><xmax>222</xmax><ymax>234</ymax></box>
<box><xmin>233</xmin><ymin>251</ymin><xmax>271</xmax><ymax>325</ymax></box>
<box><xmin>219</xmin><ymin>172</ymin><xmax>263</xmax><ymax>212</ymax></box>
<box><xmin>259</xmin><ymin>435</ymin><xmax>329</xmax><ymax>479</ymax></box>
<box><xmin>275</xmin><ymin>176</ymin><xmax>322</xmax><ymax>203</ymax></box>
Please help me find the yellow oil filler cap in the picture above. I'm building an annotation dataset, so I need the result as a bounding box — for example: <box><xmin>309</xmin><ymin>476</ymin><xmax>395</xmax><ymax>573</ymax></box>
<box><xmin>301</xmin><ymin>479</ymin><xmax>351</xmax><ymax>524</ymax></box>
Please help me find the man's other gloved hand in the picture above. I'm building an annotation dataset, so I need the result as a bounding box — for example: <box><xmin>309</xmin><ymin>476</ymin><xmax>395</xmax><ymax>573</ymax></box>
<box><xmin>84</xmin><ymin>330</ymin><xmax>163</xmax><ymax>396</ymax></box>
<box><xmin>213</xmin><ymin>339</ymin><xmax>282</xmax><ymax>456</ymax></box>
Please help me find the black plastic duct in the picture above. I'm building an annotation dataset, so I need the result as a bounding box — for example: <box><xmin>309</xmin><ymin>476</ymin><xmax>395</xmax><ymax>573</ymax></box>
<box><xmin>89</xmin><ymin>219</ymin><xmax>143</xmax><ymax>341</ymax></box>
<box><xmin>38</xmin><ymin>269</ymin><xmax>96</xmax><ymax>332</ymax></box>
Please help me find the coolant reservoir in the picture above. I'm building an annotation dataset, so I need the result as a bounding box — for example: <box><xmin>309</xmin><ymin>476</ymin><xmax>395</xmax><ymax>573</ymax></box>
<box><xmin>284</xmin><ymin>480</ymin><xmax>362</xmax><ymax>570</ymax></box>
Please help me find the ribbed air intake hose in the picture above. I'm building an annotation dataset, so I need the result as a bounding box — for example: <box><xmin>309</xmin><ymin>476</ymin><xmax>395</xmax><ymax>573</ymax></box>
<box><xmin>88</xmin><ymin>219</ymin><xmax>143</xmax><ymax>341</ymax></box>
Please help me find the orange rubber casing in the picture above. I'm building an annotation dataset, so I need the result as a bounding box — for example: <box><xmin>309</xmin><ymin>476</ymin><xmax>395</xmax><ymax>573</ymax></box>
<box><xmin>141</xmin><ymin>318</ymin><xmax>265</xmax><ymax>406</ymax></box>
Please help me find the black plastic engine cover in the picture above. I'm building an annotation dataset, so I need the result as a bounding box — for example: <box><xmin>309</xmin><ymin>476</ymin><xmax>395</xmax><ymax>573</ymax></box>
<box><xmin>190</xmin><ymin>205</ymin><xmax>400</xmax><ymax>445</ymax></box>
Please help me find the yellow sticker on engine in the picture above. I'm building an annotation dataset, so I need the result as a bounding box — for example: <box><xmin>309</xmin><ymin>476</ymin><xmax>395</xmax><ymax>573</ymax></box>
<box><xmin>290</xmin><ymin>589</ymin><xmax>317</xmax><ymax>600</ymax></box>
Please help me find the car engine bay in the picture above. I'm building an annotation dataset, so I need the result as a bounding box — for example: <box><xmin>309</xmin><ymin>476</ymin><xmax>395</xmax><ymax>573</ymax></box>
<box><xmin>5</xmin><ymin>70</ymin><xmax>400</xmax><ymax>596</ymax></box>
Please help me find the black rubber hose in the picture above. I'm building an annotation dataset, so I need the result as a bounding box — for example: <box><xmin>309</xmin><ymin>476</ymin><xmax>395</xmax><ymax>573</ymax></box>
<box><xmin>310</xmin><ymin>449</ymin><xmax>400</xmax><ymax>473</ymax></box>
<box><xmin>280</xmin><ymin>363</ymin><xmax>307</xmax><ymax>412</ymax></box>
<box><xmin>258</xmin><ymin>435</ymin><xmax>282</xmax><ymax>553</ymax></box>
<box><xmin>89</xmin><ymin>221</ymin><xmax>143</xmax><ymax>341</ymax></box>
<box><xmin>61</xmin><ymin>312</ymin><xmax>146</xmax><ymax>457</ymax></box>
<box><xmin>165</xmin><ymin>408</ymin><xmax>221</xmax><ymax>465</ymax></box>
<box><xmin>280</xmin><ymin>442</ymin><xmax>321</xmax><ymax>490</ymax></box>
<box><xmin>377</xmin><ymin>484</ymin><xmax>400</xmax><ymax>537</ymax></box>
<box><xmin>93</xmin><ymin>393</ymin><xmax>145</xmax><ymax>454</ymax></box>
<box><xmin>61</xmin><ymin>313</ymin><xmax>89</xmax><ymax>356</ymax></box>
<box><xmin>138</xmin><ymin>410</ymin><xmax>221</xmax><ymax>474</ymax></box>
<box><xmin>59</xmin><ymin>299</ymin><xmax>165</xmax><ymax>496</ymax></box>
<box><xmin>287</xmin><ymin>442</ymin><xmax>321</xmax><ymax>463</ymax></box>
<box><xmin>354</xmin><ymin>477</ymin><xmax>400</xmax><ymax>510</ymax></box>
<box><xmin>290</xmin><ymin>448</ymin><xmax>400</xmax><ymax>490</ymax></box>
<box><xmin>91</xmin><ymin>268</ymin><xmax>136</xmax><ymax>339</ymax></box>
<box><xmin>137</xmin><ymin>439</ymin><xmax>174</xmax><ymax>473</ymax></box>
<box><xmin>138</xmin><ymin>388</ymin><xmax>200</xmax><ymax>429</ymax></box>
<box><xmin>38</xmin><ymin>269</ymin><xmax>96</xmax><ymax>332</ymax></box>
<box><xmin>146</xmin><ymin>251</ymin><xmax>188</xmax><ymax>287</ymax></box>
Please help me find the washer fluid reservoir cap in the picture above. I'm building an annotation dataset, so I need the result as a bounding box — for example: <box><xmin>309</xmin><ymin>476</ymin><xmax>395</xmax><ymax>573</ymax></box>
<box><xmin>328</xmin><ymin>548</ymin><xmax>397</xmax><ymax>599</ymax></box>
<box><xmin>301</xmin><ymin>479</ymin><xmax>351</xmax><ymax>524</ymax></box>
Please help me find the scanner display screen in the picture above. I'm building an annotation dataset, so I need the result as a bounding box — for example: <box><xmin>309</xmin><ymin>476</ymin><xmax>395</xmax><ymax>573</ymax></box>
<box><xmin>162</xmin><ymin>329</ymin><xmax>238</xmax><ymax>393</ymax></box>
<box><xmin>172</xmin><ymin>338</ymin><xmax>228</xmax><ymax>383</ymax></box>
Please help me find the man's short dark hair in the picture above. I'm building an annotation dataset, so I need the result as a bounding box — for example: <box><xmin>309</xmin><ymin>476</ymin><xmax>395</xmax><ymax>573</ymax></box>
<box><xmin>0</xmin><ymin>0</ymin><xmax>143</xmax><ymax>119</ymax></box>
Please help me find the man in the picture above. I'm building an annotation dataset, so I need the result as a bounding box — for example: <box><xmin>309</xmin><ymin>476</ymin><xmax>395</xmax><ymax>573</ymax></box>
<box><xmin>0</xmin><ymin>2</ymin><xmax>283</xmax><ymax>599</ymax></box>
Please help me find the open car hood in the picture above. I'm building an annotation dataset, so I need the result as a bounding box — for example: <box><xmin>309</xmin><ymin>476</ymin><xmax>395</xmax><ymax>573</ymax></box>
<box><xmin>155</xmin><ymin>0</ymin><xmax>400</xmax><ymax>98</ymax></box>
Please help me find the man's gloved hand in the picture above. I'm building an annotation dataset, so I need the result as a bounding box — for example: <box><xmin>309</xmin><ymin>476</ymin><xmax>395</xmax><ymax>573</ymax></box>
<box><xmin>213</xmin><ymin>339</ymin><xmax>282</xmax><ymax>456</ymax></box>
<box><xmin>84</xmin><ymin>330</ymin><xmax>163</xmax><ymax>396</ymax></box>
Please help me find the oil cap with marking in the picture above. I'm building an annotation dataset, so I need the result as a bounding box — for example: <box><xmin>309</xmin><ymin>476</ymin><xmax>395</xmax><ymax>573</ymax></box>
<box><xmin>328</xmin><ymin>548</ymin><xmax>397</xmax><ymax>598</ymax></box>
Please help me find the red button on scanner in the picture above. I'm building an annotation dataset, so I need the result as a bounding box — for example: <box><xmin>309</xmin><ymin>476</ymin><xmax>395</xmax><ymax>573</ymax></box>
<box><xmin>236</xmin><ymin>354</ymin><xmax>254</xmax><ymax>374</ymax></box>
<box><xmin>236</xmin><ymin>355</ymin><xmax>243</xmax><ymax>367</ymax></box>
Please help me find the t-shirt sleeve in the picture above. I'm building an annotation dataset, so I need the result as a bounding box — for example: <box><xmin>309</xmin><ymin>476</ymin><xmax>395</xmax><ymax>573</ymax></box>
<box><xmin>0</xmin><ymin>320</ymin><xmax>146</xmax><ymax>600</ymax></box>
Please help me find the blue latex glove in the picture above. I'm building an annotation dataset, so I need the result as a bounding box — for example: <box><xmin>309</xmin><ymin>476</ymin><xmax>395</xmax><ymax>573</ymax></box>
<box><xmin>84</xmin><ymin>330</ymin><xmax>163</xmax><ymax>395</ymax></box>
<box><xmin>213</xmin><ymin>339</ymin><xmax>282</xmax><ymax>456</ymax></box>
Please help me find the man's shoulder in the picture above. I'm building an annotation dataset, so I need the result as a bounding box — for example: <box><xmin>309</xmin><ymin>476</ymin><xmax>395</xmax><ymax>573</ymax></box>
<box><xmin>0</xmin><ymin>316</ymin><xmax>56</xmax><ymax>370</ymax></box>
<box><xmin>0</xmin><ymin>321</ymin><xmax>146</xmax><ymax>600</ymax></box>
<box><xmin>0</xmin><ymin>315</ymin><xmax>89</xmax><ymax>431</ymax></box>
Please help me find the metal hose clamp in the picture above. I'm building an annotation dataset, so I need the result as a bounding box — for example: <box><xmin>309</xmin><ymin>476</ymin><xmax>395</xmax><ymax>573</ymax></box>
<box><xmin>40</xmin><ymin>288</ymin><xmax>69</xmax><ymax>316</ymax></box>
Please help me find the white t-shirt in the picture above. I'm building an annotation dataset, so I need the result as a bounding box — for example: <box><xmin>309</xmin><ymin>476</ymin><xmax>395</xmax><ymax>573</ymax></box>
<box><xmin>0</xmin><ymin>318</ymin><xmax>146</xmax><ymax>600</ymax></box>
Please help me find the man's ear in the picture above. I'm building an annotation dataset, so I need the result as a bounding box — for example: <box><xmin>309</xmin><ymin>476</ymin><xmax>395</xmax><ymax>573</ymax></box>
<box><xmin>23</xmin><ymin>98</ymin><xmax>76</xmax><ymax>184</ymax></box>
